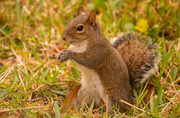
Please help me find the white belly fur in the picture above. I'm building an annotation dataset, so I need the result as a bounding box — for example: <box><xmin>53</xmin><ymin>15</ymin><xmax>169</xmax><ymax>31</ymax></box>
<box><xmin>69</xmin><ymin>41</ymin><xmax>105</xmax><ymax>105</ymax></box>
<box><xmin>74</xmin><ymin>61</ymin><xmax>105</xmax><ymax>105</ymax></box>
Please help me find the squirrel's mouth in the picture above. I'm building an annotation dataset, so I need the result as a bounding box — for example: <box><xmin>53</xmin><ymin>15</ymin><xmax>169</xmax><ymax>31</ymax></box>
<box><xmin>69</xmin><ymin>41</ymin><xmax>76</xmax><ymax>44</ymax></box>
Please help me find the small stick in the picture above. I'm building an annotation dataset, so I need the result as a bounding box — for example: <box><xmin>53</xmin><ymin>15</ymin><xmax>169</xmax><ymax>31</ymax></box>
<box><xmin>0</xmin><ymin>106</ymin><xmax>46</xmax><ymax>112</ymax></box>
<box><xmin>120</xmin><ymin>100</ymin><xmax>151</xmax><ymax>115</ymax></box>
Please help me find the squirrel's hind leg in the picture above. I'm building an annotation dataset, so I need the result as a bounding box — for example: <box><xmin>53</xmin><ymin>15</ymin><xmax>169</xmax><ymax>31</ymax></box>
<box><xmin>75</xmin><ymin>86</ymin><xmax>103</xmax><ymax>109</ymax></box>
<box><xmin>107</xmin><ymin>87</ymin><xmax>132</xmax><ymax>113</ymax></box>
<box><xmin>75</xmin><ymin>86</ymin><xmax>91</xmax><ymax>109</ymax></box>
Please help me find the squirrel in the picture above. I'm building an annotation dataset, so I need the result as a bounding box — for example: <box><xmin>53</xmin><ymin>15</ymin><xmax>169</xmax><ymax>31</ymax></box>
<box><xmin>57</xmin><ymin>6</ymin><xmax>161</xmax><ymax>113</ymax></box>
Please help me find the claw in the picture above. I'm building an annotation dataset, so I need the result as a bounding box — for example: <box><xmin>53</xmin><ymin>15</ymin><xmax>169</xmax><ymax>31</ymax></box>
<box><xmin>57</xmin><ymin>50</ymin><xmax>71</xmax><ymax>63</ymax></box>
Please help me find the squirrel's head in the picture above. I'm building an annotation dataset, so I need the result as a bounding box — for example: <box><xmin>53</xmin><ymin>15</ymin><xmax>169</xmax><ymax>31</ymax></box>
<box><xmin>62</xmin><ymin>6</ymin><xmax>100</xmax><ymax>45</ymax></box>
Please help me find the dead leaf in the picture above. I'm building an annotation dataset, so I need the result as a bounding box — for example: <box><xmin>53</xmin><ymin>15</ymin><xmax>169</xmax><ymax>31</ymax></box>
<box><xmin>143</xmin><ymin>83</ymin><xmax>156</xmax><ymax>106</ymax></box>
<box><xmin>0</xmin><ymin>112</ymin><xmax>6</xmax><ymax>117</ymax></box>
<box><xmin>61</xmin><ymin>85</ymin><xmax>81</xmax><ymax>114</ymax></box>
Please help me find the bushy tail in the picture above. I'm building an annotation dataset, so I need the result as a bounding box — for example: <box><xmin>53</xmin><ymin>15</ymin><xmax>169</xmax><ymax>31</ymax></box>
<box><xmin>111</xmin><ymin>33</ymin><xmax>161</xmax><ymax>87</ymax></box>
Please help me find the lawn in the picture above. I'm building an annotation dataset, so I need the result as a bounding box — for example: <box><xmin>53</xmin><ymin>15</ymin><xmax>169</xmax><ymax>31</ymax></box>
<box><xmin>0</xmin><ymin>0</ymin><xmax>180</xmax><ymax>117</ymax></box>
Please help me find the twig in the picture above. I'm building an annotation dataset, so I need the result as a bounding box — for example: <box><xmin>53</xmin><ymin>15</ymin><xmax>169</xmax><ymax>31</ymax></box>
<box><xmin>120</xmin><ymin>100</ymin><xmax>151</xmax><ymax>115</ymax></box>
<box><xmin>0</xmin><ymin>106</ymin><xmax>46</xmax><ymax>112</ymax></box>
<box><xmin>171</xmin><ymin>77</ymin><xmax>180</xmax><ymax>85</ymax></box>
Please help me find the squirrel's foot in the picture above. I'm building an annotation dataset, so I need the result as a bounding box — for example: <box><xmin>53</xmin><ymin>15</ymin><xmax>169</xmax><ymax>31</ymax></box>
<box><xmin>57</xmin><ymin>50</ymin><xmax>72</xmax><ymax>63</ymax></box>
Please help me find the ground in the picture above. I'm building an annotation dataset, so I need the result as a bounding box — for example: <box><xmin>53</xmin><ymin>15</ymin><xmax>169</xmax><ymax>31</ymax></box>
<box><xmin>0</xmin><ymin>0</ymin><xmax>180</xmax><ymax>117</ymax></box>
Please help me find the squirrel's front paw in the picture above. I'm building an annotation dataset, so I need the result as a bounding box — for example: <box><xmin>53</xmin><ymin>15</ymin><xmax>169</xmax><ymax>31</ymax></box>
<box><xmin>57</xmin><ymin>50</ymin><xmax>72</xmax><ymax>63</ymax></box>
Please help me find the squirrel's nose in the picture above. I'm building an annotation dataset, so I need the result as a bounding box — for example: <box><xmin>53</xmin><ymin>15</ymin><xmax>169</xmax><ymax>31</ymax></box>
<box><xmin>62</xmin><ymin>34</ymin><xmax>66</xmax><ymax>41</ymax></box>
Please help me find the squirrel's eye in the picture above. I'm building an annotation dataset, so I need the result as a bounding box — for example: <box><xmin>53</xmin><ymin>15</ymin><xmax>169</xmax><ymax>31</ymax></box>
<box><xmin>77</xmin><ymin>25</ymin><xmax>83</xmax><ymax>31</ymax></box>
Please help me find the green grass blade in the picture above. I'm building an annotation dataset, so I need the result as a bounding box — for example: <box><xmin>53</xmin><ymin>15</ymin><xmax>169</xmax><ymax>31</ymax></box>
<box><xmin>65</xmin><ymin>99</ymin><xmax>70</xmax><ymax>115</ymax></box>
<box><xmin>142</xmin><ymin>101</ymin><xmax>152</xmax><ymax>114</ymax></box>
<box><xmin>16</xmin><ymin>0</ymin><xmax>21</xmax><ymax>22</ymax></box>
<box><xmin>41</xmin><ymin>108</ymin><xmax>52</xmax><ymax>118</ymax></box>
<box><xmin>158</xmin><ymin>47</ymin><xmax>174</xmax><ymax>86</ymax></box>
<box><xmin>154</xmin><ymin>106</ymin><xmax>159</xmax><ymax>118</ymax></box>
<box><xmin>87</xmin><ymin>99</ymin><xmax>94</xmax><ymax>118</ymax></box>
<box><xmin>40</xmin><ymin>67</ymin><xmax>49</xmax><ymax>82</ymax></box>
<box><xmin>136</xmin><ymin>90</ymin><xmax>148</xmax><ymax>107</ymax></box>
<box><xmin>161</xmin><ymin>93</ymin><xmax>177</xmax><ymax>116</ymax></box>
<box><xmin>54</xmin><ymin>101</ymin><xmax>61</xmax><ymax>118</ymax></box>
<box><xmin>51</xmin><ymin>90</ymin><xmax>67</xmax><ymax>96</ymax></box>
<box><xmin>115</xmin><ymin>113</ymin><xmax>125</xmax><ymax>118</ymax></box>
<box><xmin>0</xmin><ymin>87</ymin><xmax>9</xmax><ymax>99</ymax></box>
<box><xmin>175</xmin><ymin>10</ymin><xmax>180</xmax><ymax>40</ymax></box>
<box><xmin>23</xmin><ymin>109</ymin><xmax>37</xmax><ymax>117</ymax></box>
<box><xmin>133</xmin><ymin>89</ymin><xmax>138</xmax><ymax>99</ymax></box>
<box><xmin>157</xmin><ymin>84</ymin><xmax>164</xmax><ymax>104</ymax></box>
<box><xmin>101</xmin><ymin>104</ymin><xmax>104</xmax><ymax>118</ymax></box>
<box><xmin>18</xmin><ymin>67</ymin><xmax>31</xmax><ymax>80</ymax></box>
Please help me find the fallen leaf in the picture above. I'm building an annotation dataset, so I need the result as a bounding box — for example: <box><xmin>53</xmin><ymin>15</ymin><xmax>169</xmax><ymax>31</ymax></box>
<box><xmin>0</xmin><ymin>112</ymin><xmax>6</xmax><ymax>117</ymax></box>
<box><xmin>61</xmin><ymin>85</ymin><xmax>81</xmax><ymax>114</ymax></box>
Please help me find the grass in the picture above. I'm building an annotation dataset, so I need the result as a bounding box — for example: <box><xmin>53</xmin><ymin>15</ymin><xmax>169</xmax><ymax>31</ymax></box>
<box><xmin>0</xmin><ymin>0</ymin><xmax>180</xmax><ymax>117</ymax></box>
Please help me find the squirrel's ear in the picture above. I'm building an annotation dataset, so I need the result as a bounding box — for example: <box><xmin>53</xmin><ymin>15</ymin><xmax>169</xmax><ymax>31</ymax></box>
<box><xmin>87</xmin><ymin>10</ymin><xmax>96</xmax><ymax>27</ymax></box>
<box><xmin>77</xmin><ymin>6</ymin><xmax>84</xmax><ymax>15</ymax></box>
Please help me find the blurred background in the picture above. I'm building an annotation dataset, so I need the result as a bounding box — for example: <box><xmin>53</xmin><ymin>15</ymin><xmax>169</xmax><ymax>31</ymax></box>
<box><xmin>0</xmin><ymin>0</ymin><xmax>180</xmax><ymax>117</ymax></box>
